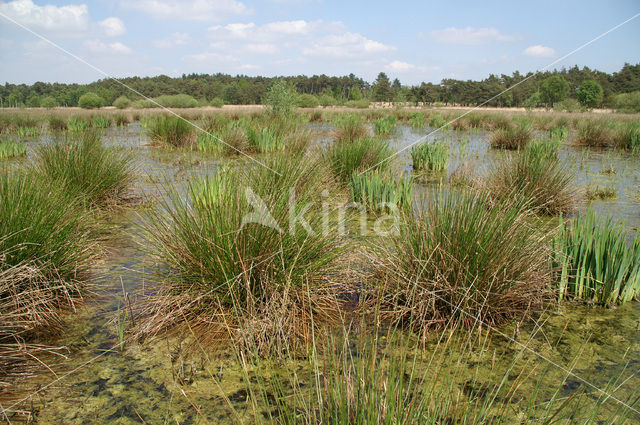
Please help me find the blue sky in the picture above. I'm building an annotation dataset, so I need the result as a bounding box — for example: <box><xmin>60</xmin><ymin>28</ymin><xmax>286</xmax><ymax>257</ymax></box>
<box><xmin>0</xmin><ymin>0</ymin><xmax>638</xmax><ymax>85</ymax></box>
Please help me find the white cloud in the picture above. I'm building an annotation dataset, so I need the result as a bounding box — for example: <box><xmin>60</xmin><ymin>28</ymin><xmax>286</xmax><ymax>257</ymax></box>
<box><xmin>522</xmin><ymin>45</ymin><xmax>558</xmax><ymax>58</ymax></box>
<box><xmin>428</xmin><ymin>27</ymin><xmax>520</xmax><ymax>45</ymax></box>
<box><xmin>0</xmin><ymin>0</ymin><xmax>89</xmax><ymax>32</ymax></box>
<box><xmin>302</xmin><ymin>32</ymin><xmax>395</xmax><ymax>58</ymax></box>
<box><xmin>154</xmin><ymin>32</ymin><xmax>191</xmax><ymax>48</ymax></box>
<box><xmin>122</xmin><ymin>0</ymin><xmax>251</xmax><ymax>21</ymax></box>
<box><xmin>99</xmin><ymin>17</ymin><xmax>126</xmax><ymax>37</ymax></box>
<box><xmin>386</xmin><ymin>60</ymin><xmax>415</xmax><ymax>72</ymax></box>
<box><xmin>84</xmin><ymin>40</ymin><xmax>133</xmax><ymax>55</ymax></box>
<box><xmin>244</xmin><ymin>43</ymin><xmax>278</xmax><ymax>54</ymax></box>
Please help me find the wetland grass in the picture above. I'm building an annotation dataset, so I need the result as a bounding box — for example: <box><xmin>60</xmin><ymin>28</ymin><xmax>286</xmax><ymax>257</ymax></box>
<box><xmin>32</xmin><ymin>130</ymin><xmax>135</xmax><ymax>207</ymax></box>
<box><xmin>147</xmin><ymin>115</ymin><xmax>196</xmax><ymax>148</ymax></box>
<box><xmin>374</xmin><ymin>190</ymin><xmax>551</xmax><ymax>330</ymax></box>
<box><xmin>333</xmin><ymin>114</ymin><xmax>369</xmax><ymax>143</ymax></box>
<box><xmin>67</xmin><ymin>116</ymin><xmax>90</xmax><ymax>132</ymax></box>
<box><xmin>585</xmin><ymin>185</ymin><xmax>617</xmax><ymax>200</ymax></box>
<box><xmin>0</xmin><ymin>138</ymin><xmax>26</xmax><ymax>159</ymax></box>
<box><xmin>408</xmin><ymin>112</ymin><xmax>426</xmax><ymax>129</ymax></box>
<box><xmin>487</xmin><ymin>147</ymin><xmax>574</xmax><ymax>215</ymax></box>
<box><xmin>139</xmin><ymin>154</ymin><xmax>345</xmax><ymax>353</ymax></box>
<box><xmin>489</xmin><ymin>120</ymin><xmax>532</xmax><ymax>150</ymax></box>
<box><xmin>552</xmin><ymin>211</ymin><xmax>640</xmax><ymax>304</ymax></box>
<box><xmin>411</xmin><ymin>140</ymin><xmax>449</xmax><ymax>173</ymax></box>
<box><xmin>373</xmin><ymin>115</ymin><xmax>397</xmax><ymax>136</ymax></box>
<box><xmin>348</xmin><ymin>171</ymin><xmax>413</xmax><ymax>212</ymax></box>
<box><xmin>0</xmin><ymin>169</ymin><xmax>96</xmax><ymax>384</ymax></box>
<box><xmin>324</xmin><ymin>137</ymin><xmax>392</xmax><ymax>182</ymax></box>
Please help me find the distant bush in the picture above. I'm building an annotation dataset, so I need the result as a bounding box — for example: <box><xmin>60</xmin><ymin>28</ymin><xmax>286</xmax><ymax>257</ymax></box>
<box><xmin>154</xmin><ymin>94</ymin><xmax>198</xmax><ymax>108</ymax></box>
<box><xmin>344</xmin><ymin>99</ymin><xmax>371</xmax><ymax>109</ymax></box>
<box><xmin>210</xmin><ymin>97</ymin><xmax>224</xmax><ymax>108</ymax></box>
<box><xmin>113</xmin><ymin>96</ymin><xmax>131</xmax><ymax>109</ymax></box>
<box><xmin>78</xmin><ymin>92</ymin><xmax>105</xmax><ymax>109</ymax></box>
<box><xmin>296</xmin><ymin>94</ymin><xmax>319</xmax><ymax>108</ymax></box>
<box><xmin>132</xmin><ymin>99</ymin><xmax>150</xmax><ymax>109</ymax></box>
<box><xmin>553</xmin><ymin>98</ymin><xmax>582</xmax><ymax>112</ymax></box>
<box><xmin>40</xmin><ymin>96</ymin><xmax>58</xmax><ymax>108</ymax></box>
<box><xmin>318</xmin><ymin>94</ymin><xmax>337</xmax><ymax>107</ymax></box>
<box><xmin>612</xmin><ymin>91</ymin><xmax>640</xmax><ymax>113</ymax></box>
<box><xmin>265</xmin><ymin>80</ymin><xmax>297</xmax><ymax>117</ymax></box>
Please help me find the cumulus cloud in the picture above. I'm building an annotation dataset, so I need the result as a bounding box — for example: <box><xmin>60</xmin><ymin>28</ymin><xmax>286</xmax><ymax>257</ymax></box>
<box><xmin>203</xmin><ymin>19</ymin><xmax>393</xmax><ymax>60</ymax></box>
<box><xmin>0</xmin><ymin>0</ymin><xmax>89</xmax><ymax>32</ymax></box>
<box><xmin>522</xmin><ymin>45</ymin><xmax>558</xmax><ymax>58</ymax></box>
<box><xmin>99</xmin><ymin>17</ymin><xmax>126</xmax><ymax>37</ymax></box>
<box><xmin>122</xmin><ymin>0</ymin><xmax>251</xmax><ymax>21</ymax></box>
<box><xmin>428</xmin><ymin>27</ymin><xmax>520</xmax><ymax>45</ymax></box>
<box><xmin>84</xmin><ymin>40</ymin><xmax>133</xmax><ymax>55</ymax></box>
<box><xmin>386</xmin><ymin>60</ymin><xmax>415</xmax><ymax>72</ymax></box>
<box><xmin>153</xmin><ymin>32</ymin><xmax>191</xmax><ymax>48</ymax></box>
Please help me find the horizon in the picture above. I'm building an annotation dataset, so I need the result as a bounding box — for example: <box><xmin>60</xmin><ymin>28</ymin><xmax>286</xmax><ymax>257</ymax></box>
<box><xmin>0</xmin><ymin>0</ymin><xmax>639</xmax><ymax>86</ymax></box>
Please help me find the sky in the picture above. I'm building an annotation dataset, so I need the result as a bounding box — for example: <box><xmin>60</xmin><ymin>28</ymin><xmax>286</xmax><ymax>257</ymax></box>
<box><xmin>0</xmin><ymin>0</ymin><xmax>639</xmax><ymax>85</ymax></box>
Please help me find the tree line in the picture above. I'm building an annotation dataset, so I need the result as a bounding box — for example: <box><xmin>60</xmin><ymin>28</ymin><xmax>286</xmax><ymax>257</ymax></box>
<box><xmin>1</xmin><ymin>63</ymin><xmax>639</xmax><ymax>110</ymax></box>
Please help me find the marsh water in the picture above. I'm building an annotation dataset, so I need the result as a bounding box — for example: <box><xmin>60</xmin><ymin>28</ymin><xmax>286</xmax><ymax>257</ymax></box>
<box><xmin>3</xmin><ymin>122</ymin><xmax>640</xmax><ymax>424</ymax></box>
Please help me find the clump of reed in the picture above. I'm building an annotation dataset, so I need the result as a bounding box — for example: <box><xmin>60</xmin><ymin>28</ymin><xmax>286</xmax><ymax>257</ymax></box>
<box><xmin>91</xmin><ymin>115</ymin><xmax>111</xmax><ymax>129</ymax></box>
<box><xmin>32</xmin><ymin>130</ymin><xmax>135</xmax><ymax>207</ymax></box>
<box><xmin>575</xmin><ymin>120</ymin><xmax>614</xmax><ymax>147</ymax></box>
<box><xmin>348</xmin><ymin>171</ymin><xmax>413</xmax><ymax>213</ymax></box>
<box><xmin>428</xmin><ymin>113</ymin><xmax>448</xmax><ymax>129</ymax></box>
<box><xmin>16</xmin><ymin>126</ymin><xmax>40</xmax><ymax>138</ymax></box>
<box><xmin>612</xmin><ymin>121</ymin><xmax>640</xmax><ymax>151</ymax></box>
<box><xmin>549</xmin><ymin>125</ymin><xmax>568</xmax><ymax>141</ymax></box>
<box><xmin>113</xmin><ymin>114</ymin><xmax>130</xmax><ymax>127</ymax></box>
<box><xmin>333</xmin><ymin>114</ymin><xmax>369</xmax><ymax>143</ymax></box>
<box><xmin>373</xmin><ymin>190</ymin><xmax>551</xmax><ymax>330</ymax></box>
<box><xmin>324</xmin><ymin>137</ymin><xmax>392</xmax><ymax>182</ymax></box>
<box><xmin>525</xmin><ymin>138</ymin><xmax>562</xmax><ymax>160</ymax></box>
<box><xmin>585</xmin><ymin>185</ymin><xmax>617</xmax><ymax>200</ymax></box>
<box><xmin>0</xmin><ymin>138</ymin><xmax>27</xmax><ymax>159</ymax></box>
<box><xmin>47</xmin><ymin>115</ymin><xmax>67</xmax><ymax>131</ymax></box>
<box><xmin>138</xmin><ymin>154</ymin><xmax>345</xmax><ymax>354</ymax></box>
<box><xmin>0</xmin><ymin>169</ymin><xmax>96</xmax><ymax>384</ymax></box>
<box><xmin>490</xmin><ymin>120</ymin><xmax>532</xmax><ymax>150</ymax></box>
<box><xmin>552</xmin><ymin>211</ymin><xmax>640</xmax><ymax>305</ymax></box>
<box><xmin>408</xmin><ymin>112</ymin><xmax>426</xmax><ymax>129</ymax></box>
<box><xmin>411</xmin><ymin>140</ymin><xmax>449</xmax><ymax>173</ymax></box>
<box><xmin>195</xmin><ymin>132</ymin><xmax>223</xmax><ymax>154</ymax></box>
<box><xmin>146</xmin><ymin>115</ymin><xmax>195</xmax><ymax>148</ymax></box>
<box><xmin>246</xmin><ymin>125</ymin><xmax>284</xmax><ymax>153</ymax></box>
<box><xmin>67</xmin><ymin>116</ymin><xmax>90</xmax><ymax>132</ymax></box>
<box><xmin>486</xmin><ymin>146</ymin><xmax>574</xmax><ymax>215</ymax></box>
<box><xmin>373</xmin><ymin>115</ymin><xmax>397</xmax><ymax>136</ymax></box>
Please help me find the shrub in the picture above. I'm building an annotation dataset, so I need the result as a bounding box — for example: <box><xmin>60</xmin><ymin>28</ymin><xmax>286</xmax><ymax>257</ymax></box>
<box><xmin>296</xmin><ymin>93</ymin><xmax>320</xmax><ymax>108</ymax></box>
<box><xmin>154</xmin><ymin>94</ymin><xmax>198</xmax><ymax>108</ymax></box>
<box><xmin>490</xmin><ymin>120</ymin><xmax>532</xmax><ymax>150</ymax></box>
<box><xmin>146</xmin><ymin>115</ymin><xmax>195</xmax><ymax>148</ymax></box>
<box><xmin>78</xmin><ymin>92</ymin><xmax>105</xmax><ymax>109</ymax></box>
<box><xmin>552</xmin><ymin>211</ymin><xmax>640</xmax><ymax>305</ymax></box>
<box><xmin>411</xmin><ymin>140</ymin><xmax>449</xmax><ymax>172</ymax></box>
<box><xmin>139</xmin><ymin>154</ymin><xmax>343</xmax><ymax>353</ymax></box>
<box><xmin>612</xmin><ymin>91</ymin><xmax>640</xmax><ymax>113</ymax></box>
<box><xmin>325</xmin><ymin>137</ymin><xmax>392</xmax><ymax>182</ymax></box>
<box><xmin>0</xmin><ymin>139</ymin><xmax>26</xmax><ymax>159</ymax></box>
<box><xmin>210</xmin><ymin>97</ymin><xmax>224</xmax><ymax>108</ymax></box>
<box><xmin>113</xmin><ymin>96</ymin><xmax>131</xmax><ymax>109</ymax></box>
<box><xmin>486</xmin><ymin>147</ymin><xmax>574</xmax><ymax>215</ymax></box>
<box><xmin>375</xmin><ymin>190</ymin><xmax>550</xmax><ymax>330</ymax></box>
<box><xmin>576</xmin><ymin>80</ymin><xmax>603</xmax><ymax>109</ymax></box>
<box><xmin>540</xmin><ymin>75</ymin><xmax>569</xmax><ymax>106</ymax></box>
<box><xmin>318</xmin><ymin>94</ymin><xmax>337</xmax><ymax>107</ymax></box>
<box><xmin>265</xmin><ymin>80</ymin><xmax>297</xmax><ymax>117</ymax></box>
<box><xmin>32</xmin><ymin>130</ymin><xmax>135</xmax><ymax>207</ymax></box>
<box><xmin>349</xmin><ymin>171</ymin><xmax>413</xmax><ymax>213</ymax></box>
<box><xmin>344</xmin><ymin>99</ymin><xmax>371</xmax><ymax>108</ymax></box>
<box><xmin>40</xmin><ymin>96</ymin><xmax>58</xmax><ymax>108</ymax></box>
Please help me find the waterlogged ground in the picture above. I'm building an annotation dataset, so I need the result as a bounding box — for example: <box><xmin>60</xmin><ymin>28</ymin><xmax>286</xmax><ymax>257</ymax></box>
<box><xmin>2</xmin><ymin>121</ymin><xmax>640</xmax><ymax>424</ymax></box>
